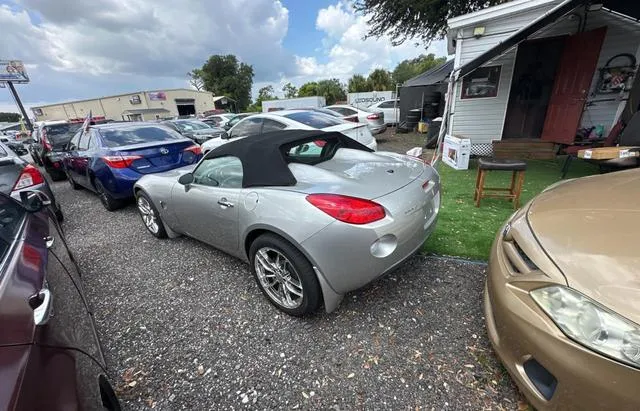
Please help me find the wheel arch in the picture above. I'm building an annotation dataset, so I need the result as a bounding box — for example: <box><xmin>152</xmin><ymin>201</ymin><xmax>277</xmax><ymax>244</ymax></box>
<box><xmin>243</xmin><ymin>224</ymin><xmax>344</xmax><ymax>313</ymax></box>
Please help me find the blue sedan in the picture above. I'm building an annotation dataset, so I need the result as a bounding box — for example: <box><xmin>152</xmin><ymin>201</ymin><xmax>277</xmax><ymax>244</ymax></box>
<box><xmin>63</xmin><ymin>122</ymin><xmax>202</xmax><ymax>210</ymax></box>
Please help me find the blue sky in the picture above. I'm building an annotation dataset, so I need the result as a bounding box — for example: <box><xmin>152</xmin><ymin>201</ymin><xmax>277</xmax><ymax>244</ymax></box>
<box><xmin>0</xmin><ymin>0</ymin><xmax>447</xmax><ymax>113</ymax></box>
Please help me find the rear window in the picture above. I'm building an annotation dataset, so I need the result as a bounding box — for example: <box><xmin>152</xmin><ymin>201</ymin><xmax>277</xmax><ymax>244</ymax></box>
<box><xmin>44</xmin><ymin>123</ymin><xmax>82</xmax><ymax>143</ymax></box>
<box><xmin>100</xmin><ymin>126</ymin><xmax>183</xmax><ymax>147</ymax></box>
<box><xmin>283</xmin><ymin>112</ymin><xmax>344</xmax><ymax>129</ymax></box>
<box><xmin>174</xmin><ymin>121</ymin><xmax>211</xmax><ymax>131</ymax></box>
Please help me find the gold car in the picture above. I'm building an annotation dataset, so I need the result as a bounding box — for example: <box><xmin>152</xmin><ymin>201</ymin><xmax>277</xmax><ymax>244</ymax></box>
<box><xmin>485</xmin><ymin>169</ymin><xmax>640</xmax><ymax>410</ymax></box>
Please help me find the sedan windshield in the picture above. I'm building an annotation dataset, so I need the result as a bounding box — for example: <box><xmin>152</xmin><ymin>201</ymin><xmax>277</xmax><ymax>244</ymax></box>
<box><xmin>283</xmin><ymin>111</ymin><xmax>344</xmax><ymax>129</ymax></box>
<box><xmin>100</xmin><ymin>126</ymin><xmax>183</xmax><ymax>147</ymax></box>
<box><xmin>174</xmin><ymin>121</ymin><xmax>211</xmax><ymax>131</ymax></box>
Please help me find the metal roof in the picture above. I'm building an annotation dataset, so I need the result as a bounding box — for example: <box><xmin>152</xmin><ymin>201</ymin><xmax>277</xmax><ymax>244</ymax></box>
<box><xmin>403</xmin><ymin>60</ymin><xmax>454</xmax><ymax>87</ymax></box>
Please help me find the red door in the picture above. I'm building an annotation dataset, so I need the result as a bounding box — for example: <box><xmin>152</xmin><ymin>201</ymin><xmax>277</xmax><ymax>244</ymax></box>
<box><xmin>541</xmin><ymin>27</ymin><xmax>607</xmax><ymax>144</ymax></box>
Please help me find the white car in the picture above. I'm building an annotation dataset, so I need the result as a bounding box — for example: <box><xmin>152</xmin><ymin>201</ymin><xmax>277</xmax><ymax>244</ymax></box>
<box><xmin>201</xmin><ymin>110</ymin><xmax>377</xmax><ymax>153</ymax></box>
<box><xmin>204</xmin><ymin>113</ymin><xmax>235</xmax><ymax>128</ymax></box>
<box><xmin>368</xmin><ymin>99</ymin><xmax>399</xmax><ymax>125</ymax></box>
<box><xmin>324</xmin><ymin>104</ymin><xmax>387</xmax><ymax>135</ymax></box>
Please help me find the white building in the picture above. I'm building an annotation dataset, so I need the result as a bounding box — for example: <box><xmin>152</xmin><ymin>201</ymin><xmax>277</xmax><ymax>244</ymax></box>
<box><xmin>445</xmin><ymin>0</ymin><xmax>640</xmax><ymax>155</ymax></box>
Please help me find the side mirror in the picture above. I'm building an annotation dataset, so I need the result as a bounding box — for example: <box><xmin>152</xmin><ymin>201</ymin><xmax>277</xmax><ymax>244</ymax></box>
<box><xmin>19</xmin><ymin>190</ymin><xmax>52</xmax><ymax>212</ymax></box>
<box><xmin>178</xmin><ymin>173</ymin><xmax>194</xmax><ymax>185</ymax></box>
<box><xmin>221</xmin><ymin>132</ymin><xmax>229</xmax><ymax>140</ymax></box>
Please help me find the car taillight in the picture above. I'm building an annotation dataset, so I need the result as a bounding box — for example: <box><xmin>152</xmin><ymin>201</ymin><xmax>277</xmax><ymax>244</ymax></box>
<box><xmin>367</xmin><ymin>113</ymin><xmax>380</xmax><ymax>120</ymax></box>
<box><xmin>313</xmin><ymin>140</ymin><xmax>327</xmax><ymax>147</ymax></box>
<box><xmin>345</xmin><ymin>116</ymin><xmax>359</xmax><ymax>123</ymax></box>
<box><xmin>184</xmin><ymin>145</ymin><xmax>202</xmax><ymax>155</ymax></box>
<box><xmin>12</xmin><ymin>164</ymin><xmax>45</xmax><ymax>191</ymax></box>
<box><xmin>102</xmin><ymin>155</ymin><xmax>142</xmax><ymax>168</ymax></box>
<box><xmin>41</xmin><ymin>129</ymin><xmax>52</xmax><ymax>151</ymax></box>
<box><xmin>306</xmin><ymin>194</ymin><xmax>385</xmax><ymax>225</ymax></box>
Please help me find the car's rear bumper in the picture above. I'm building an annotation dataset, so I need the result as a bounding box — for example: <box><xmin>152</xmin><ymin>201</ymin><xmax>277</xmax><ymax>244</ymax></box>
<box><xmin>302</xmin><ymin>177</ymin><xmax>440</xmax><ymax>295</ymax></box>
<box><xmin>43</xmin><ymin>152</ymin><xmax>65</xmax><ymax>170</ymax></box>
<box><xmin>99</xmin><ymin>168</ymin><xmax>142</xmax><ymax>199</ymax></box>
<box><xmin>486</xmin><ymin>233</ymin><xmax>640</xmax><ymax>410</ymax></box>
<box><xmin>369</xmin><ymin>124</ymin><xmax>387</xmax><ymax>135</ymax></box>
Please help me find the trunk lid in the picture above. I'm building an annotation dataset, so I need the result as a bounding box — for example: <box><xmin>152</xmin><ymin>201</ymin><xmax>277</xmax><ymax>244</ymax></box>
<box><xmin>114</xmin><ymin>140</ymin><xmax>198</xmax><ymax>174</ymax></box>
<box><xmin>288</xmin><ymin>149</ymin><xmax>426</xmax><ymax>199</ymax></box>
<box><xmin>321</xmin><ymin>123</ymin><xmax>374</xmax><ymax>146</ymax></box>
<box><xmin>0</xmin><ymin>157</ymin><xmax>22</xmax><ymax>194</ymax></box>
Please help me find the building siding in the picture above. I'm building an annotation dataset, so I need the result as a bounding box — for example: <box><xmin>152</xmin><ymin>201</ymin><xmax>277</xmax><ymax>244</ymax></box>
<box><xmin>32</xmin><ymin>89</ymin><xmax>217</xmax><ymax>121</ymax></box>
<box><xmin>449</xmin><ymin>6</ymin><xmax>640</xmax><ymax>145</ymax></box>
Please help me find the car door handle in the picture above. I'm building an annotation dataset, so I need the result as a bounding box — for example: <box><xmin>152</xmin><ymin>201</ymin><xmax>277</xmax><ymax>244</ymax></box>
<box><xmin>217</xmin><ymin>198</ymin><xmax>234</xmax><ymax>208</ymax></box>
<box><xmin>44</xmin><ymin>235</ymin><xmax>54</xmax><ymax>248</ymax></box>
<box><xmin>29</xmin><ymin>288</ymin><xmax>52</xmax><ymax>326</ymax></box>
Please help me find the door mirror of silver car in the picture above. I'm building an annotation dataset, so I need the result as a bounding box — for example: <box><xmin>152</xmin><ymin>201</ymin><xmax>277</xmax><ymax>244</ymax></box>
<box><xmin>178</xmin><ymin>173</ymin><xmax>194</xmax><ymax>185</ymax></box>
<box><xmin>19</xmin><ymin>190</ymin><xmax>52</xmax><ymax>212</ymax></box>
<box><xmin>221</xmin><ymin>131</ymin><xmax>229</xmax><ymax>140</ymax></box>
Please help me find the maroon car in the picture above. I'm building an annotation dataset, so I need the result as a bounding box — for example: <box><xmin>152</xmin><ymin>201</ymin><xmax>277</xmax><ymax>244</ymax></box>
<box><xmin>0</xmin><ymin>191</ymin><xmax>120</xmax><ymax>410</ymax></box>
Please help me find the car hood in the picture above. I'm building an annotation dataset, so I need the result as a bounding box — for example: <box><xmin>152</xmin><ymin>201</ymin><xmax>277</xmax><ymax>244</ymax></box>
<box><xmin>527</xmin><ymin>169</ymin><xmax>640</xmax><ymax>324</ymax></box>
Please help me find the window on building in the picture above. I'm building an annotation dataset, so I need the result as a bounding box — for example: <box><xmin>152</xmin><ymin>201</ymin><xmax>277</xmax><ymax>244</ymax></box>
<box><xmin>461</xmin><ymin>65</ymin><xmax>502</xmax><ymax>99</ymax></box>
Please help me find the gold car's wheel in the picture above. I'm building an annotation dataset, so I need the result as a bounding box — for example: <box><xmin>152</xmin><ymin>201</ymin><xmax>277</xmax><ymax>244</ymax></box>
<box><xmin>249</xmin><ymin>233</ymin><xmax>321</xmax><ymax>316</ymax></box>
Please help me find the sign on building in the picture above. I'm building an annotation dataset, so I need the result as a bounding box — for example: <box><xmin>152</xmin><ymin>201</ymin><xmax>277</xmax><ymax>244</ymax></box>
<box><xmin>148</xmin><ymin>91</ymin><xmax>167</xmax><ymax>101</ymax></box>
<box><xmin>0</xmin><ymin>60</ymin><xmax>29</xmax><ymax>83</ymax></box>
<box><xmin>347</xmin><ymin>91</ymin><xmax>395</xmax><ymax>109</ymax></box>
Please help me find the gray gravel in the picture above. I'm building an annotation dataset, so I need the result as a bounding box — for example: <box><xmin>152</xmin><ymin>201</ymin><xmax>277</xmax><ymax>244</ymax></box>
<box><xmin>51</xmin><ymin>179</ymin><xmax>519</xmax><ymax>410</ymax></box>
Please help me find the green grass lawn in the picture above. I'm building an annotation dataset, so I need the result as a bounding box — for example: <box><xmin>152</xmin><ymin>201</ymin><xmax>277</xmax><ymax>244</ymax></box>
<box><xmin>422</xmin><ymin>157</ymin><xmax>599</xmax><ymax>260</ymax></box>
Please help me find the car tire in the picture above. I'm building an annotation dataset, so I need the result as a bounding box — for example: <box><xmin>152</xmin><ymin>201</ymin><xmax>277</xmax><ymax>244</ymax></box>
<box><xmin>67</xmin><ymin>172</ymin><xmax>82</xmax><ymax>190</ymax></box>
<box><xmin>249</xmin><ymin>233</ymin><xmax>321</xmax><ymax>316</ymax></box>
<box><xmin>135</xmin><ymin>191</ymin><xmax>167</xmax><ymax>239</ymax></box>
<box><xmin>94</xmin><ymin>179</ymin><xmax>122</xmax><ymax>211</ymax></box>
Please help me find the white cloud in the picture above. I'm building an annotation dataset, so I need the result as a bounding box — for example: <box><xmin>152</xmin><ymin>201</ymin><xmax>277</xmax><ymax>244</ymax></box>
<box><xmin>293</xmin><ymin>1</ymin><xmax>448</xmax><ymax>84</ymax></box>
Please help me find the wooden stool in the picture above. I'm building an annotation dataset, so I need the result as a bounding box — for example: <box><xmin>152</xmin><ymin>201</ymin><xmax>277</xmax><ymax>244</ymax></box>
<box><xmin>474</xmin><ymin>158</ymin><xmax>527</xmax><ymax>209</ymax></box>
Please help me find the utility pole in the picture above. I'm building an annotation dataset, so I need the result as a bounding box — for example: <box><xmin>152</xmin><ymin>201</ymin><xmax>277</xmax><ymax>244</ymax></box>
<box><xmin>6</xmin><ymin>81</ymin><xmax>33</xmax><ymax>131</ymax></box>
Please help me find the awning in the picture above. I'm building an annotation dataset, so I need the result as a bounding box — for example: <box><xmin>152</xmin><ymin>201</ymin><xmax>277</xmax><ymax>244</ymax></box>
<box><xmin>457</xmin><ymin>0</ymin><xmax>584</xmax><ymax>78</ymax></box>
<box><xmin>122</xmin><ymin>108</ymin><xmax>170</xmax><ymax>115</ymax></box>
<box><xmin>403</xmin><ymin>60</ymin><xmax>454</xmax><ymax>87</ymax></box>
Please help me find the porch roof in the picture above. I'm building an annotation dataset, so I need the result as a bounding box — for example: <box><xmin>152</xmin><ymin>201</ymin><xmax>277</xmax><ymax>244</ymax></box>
<box><xmin>456</xmin><ymin>0</ymin><xmax>640</xmax><ymax>79</ymax></box>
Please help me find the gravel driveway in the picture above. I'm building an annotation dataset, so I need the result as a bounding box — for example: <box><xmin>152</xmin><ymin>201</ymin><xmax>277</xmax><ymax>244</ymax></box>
<box><xmin>51</xmin><ymin>176</ymin><xmax>519</xmax><ymax>410</ymax></box>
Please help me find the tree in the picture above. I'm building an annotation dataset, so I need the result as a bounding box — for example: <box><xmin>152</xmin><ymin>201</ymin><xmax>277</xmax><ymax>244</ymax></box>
<box><xmin>348</xmin><ymin>74</ymin><xmax>371</xmax><ymax>93</ymax></box>
<box><xmin>353</xmin><ymin>0</ymin><xmax>506</xmax><ymax>46</ymax></box>
<box><xmin>316</xmin><ymin>79</ymin><xmax>347</xmax><ymax>105</ymax></box>
<box><xmin>197</xmin><ymin>55</ymin><xmax>254</xmax><ymax>110</ymax></box>
<box><xmin>282</xmin><ymin>82</ymin><xmax>298</xmax><ymax>98</ymax></box>
<box><xmin>187</xmin><ymin>69</ymin><xmax>204</xmax><ymax>91</ymax></box>
<box><xmin>298</xmin><ymin>82</ymin><xmax>319</xmax><ymax>97</ymax></box>
<box><xmin>0</xmin><ymin>112</ymin><xmax>20</xmax><ymax>122</ymax></box>
<box><xmin>392</xmin><ymin>53</ymin><xmax>447</xmax><ymax>84</ymax></box>
<box><xmin>367</xmin><ymin>69</ymin><xmax>394</xmax><ymax>91</ymax></box>
<box><xmin>256</xmin><ymin>85</ymin><xmax>278</xmax><ymax>106</ymax></box>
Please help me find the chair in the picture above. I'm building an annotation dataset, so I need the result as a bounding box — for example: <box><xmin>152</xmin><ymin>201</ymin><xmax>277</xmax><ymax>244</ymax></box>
<box><xmin>474</xmin><ymin>158</ymin><xmax>527</xmax><ymax>209</ymax></box>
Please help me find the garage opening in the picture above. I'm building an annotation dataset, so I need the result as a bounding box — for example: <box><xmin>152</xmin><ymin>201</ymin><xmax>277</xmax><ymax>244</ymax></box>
<box><xmin>175</xmin><ymin>98</ymin><xmax>196</xmax><ymax>117</ymax></box>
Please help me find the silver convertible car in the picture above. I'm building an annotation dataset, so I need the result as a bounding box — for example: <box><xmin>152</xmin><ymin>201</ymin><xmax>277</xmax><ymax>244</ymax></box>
<box><xmin>133</xmin><ymin>130</ymin><xmax>440</xmax><ymax>316</ymax></box>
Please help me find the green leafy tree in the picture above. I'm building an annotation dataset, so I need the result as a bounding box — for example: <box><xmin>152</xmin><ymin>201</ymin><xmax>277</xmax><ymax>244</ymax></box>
<box><xmin>367</xmin><ymin>69</ymin><xmax>394</xmax><ymax>91</ymax></box>
<box><xmin>392</xmin><ymin>53</ymin><xmax>447</xmax><ymax>84</ymax></box>
<box><xmin>348</xmin><ymin>74</ymin><xmax>372</xmax><ymax>93</ymax></box>
<box><xmin>0</xmin><ymin>112</ymin><xmax>20</xmax><ymax>122</ymax></box>
<box><xmin>257</xmin><ymin>85</ymin><xmax>277</xmax><ymax>104</ymax></box>
<box><xmin>198</xmin><ymin>55</ymin><xmax>254</xmax><ymax>111</ymax></box>
<box><xmin>316</xmin><ymin>79</ymin><xmax>347</xmax><ymax>105</ymax></box>
<box><xmin>282</xmin><ymin>82</ymin><xmax>298</xmax><ymax>98</ymax></box>
<box><xmin>298</xmin><ymin>82</ymin><xmax>319</xmax><ymax>97</ymax></box>
<box><xmin>353</xmin><ymin>0</ymin><xmax>506</xmax><ymax>45</ymax></box>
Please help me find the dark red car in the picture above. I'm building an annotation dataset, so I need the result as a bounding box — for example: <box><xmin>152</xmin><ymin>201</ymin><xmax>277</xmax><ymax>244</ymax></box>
<box><xmin>0</xmin><ymin>191</ymin><xmax>120</xmax><ymax>410</ymax></box>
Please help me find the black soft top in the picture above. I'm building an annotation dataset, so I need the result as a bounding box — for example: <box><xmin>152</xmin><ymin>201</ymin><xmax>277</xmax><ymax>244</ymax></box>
<box><xmin>205</xmin><ymin>129</ymin><xmax>372</xmax><ymax>188</ymax></box>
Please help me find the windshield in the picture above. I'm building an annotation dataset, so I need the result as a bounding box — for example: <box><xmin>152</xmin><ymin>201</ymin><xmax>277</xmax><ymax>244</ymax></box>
<box><xmin>100</xmin><ymin>126</ymin><xmax>183</xmax><ymax>147</ymax></box>
<box><xmin>45</xmin><ymin>123</ymin><xmax>82</xmax><ymax>144</ymax></box>
<box><xmin>284</xmin><ymin>111</ymin><xmax>344</xmax><ymax>129</ymax></box>
<box><xmin>174</xmin><ymin>121</ymin><xmax>211</xmax><ymax>131</ymax></box>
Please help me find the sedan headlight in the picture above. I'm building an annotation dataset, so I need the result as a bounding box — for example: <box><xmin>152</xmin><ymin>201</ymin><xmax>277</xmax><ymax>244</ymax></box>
<box><xmin>531</xmin><ymin>285</ymin><xmax>640</xmax><ymax>369</ymax></box>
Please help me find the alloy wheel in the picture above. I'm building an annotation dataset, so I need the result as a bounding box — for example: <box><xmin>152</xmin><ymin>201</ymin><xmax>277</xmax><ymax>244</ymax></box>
<box><xmin>137</xmin><ymin>196</ymin><xmax>159</xmax><ymax>234</ymax></box>
<box><xmin>254</xmin><ymin>247</ymin><xmax>304</xmax><ymax>309</ymax></box>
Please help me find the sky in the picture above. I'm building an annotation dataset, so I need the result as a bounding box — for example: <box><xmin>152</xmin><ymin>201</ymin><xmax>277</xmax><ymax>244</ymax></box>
<box><xmin>0</xmin><ymin>0</ymin><xmax>448</xmax><ymax>114</ymax></box>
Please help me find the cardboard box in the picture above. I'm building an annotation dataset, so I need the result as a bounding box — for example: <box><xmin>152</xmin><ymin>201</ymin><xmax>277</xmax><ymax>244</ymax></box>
<box><xmin>442</xmin><ymin>135</ymin><xmax>471</xmax><ymax>170</ymax></box>
<box><xmin>578</xmin><ymin>146</ymin><xmax>640</xmax><ymax>160</ymax></box>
